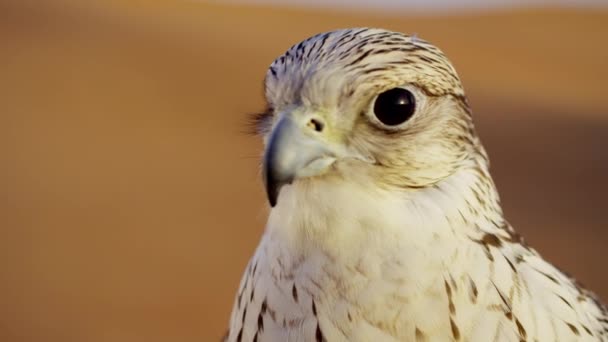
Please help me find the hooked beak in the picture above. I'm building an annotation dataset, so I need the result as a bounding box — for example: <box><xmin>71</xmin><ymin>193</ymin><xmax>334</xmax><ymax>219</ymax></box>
<box><xmin>262</xmin><ymin>113</ymin><xmax>335</xmax><ymax>207</ymax></box>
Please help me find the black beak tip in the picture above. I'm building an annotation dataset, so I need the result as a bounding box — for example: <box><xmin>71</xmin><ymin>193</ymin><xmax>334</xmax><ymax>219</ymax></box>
<box><xmin>268</xmin><ymin>189</ymin><xmax>278</xmax><ymax>207</ymax></box>
<box><xmin>264</xmin><ymin>175</ymin><xmax>290</xmax><ymax>208</ymax></box>
<box><xmin>263</xmin><ymin>169</ymin><xmax>279</xmax><ymax>208</ymax></box>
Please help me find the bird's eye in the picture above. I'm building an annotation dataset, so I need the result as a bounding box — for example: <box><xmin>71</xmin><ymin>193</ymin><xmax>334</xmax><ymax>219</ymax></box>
<box><xmin>373</xmin><ymin>88</ymin><xmax>416</xmax><ymax>126</ymax></box>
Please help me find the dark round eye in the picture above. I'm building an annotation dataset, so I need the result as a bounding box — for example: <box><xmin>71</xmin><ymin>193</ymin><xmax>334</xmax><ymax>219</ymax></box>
<box><xmin>373</xmin><ymin>88</ymin><xmax>416</xmax><ymax>126</ymax></box>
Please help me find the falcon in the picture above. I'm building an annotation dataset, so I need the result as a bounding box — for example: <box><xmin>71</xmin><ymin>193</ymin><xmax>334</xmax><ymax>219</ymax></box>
<box><xmin>224</xmin><ymin>28</ymin><xmax>608</xmax><ymax>341</ymax></box>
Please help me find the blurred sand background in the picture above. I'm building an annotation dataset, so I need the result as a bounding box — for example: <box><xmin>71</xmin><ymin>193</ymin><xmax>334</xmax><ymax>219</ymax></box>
<box><xmin>1</xmin><ymin>1</ymin><xmax>607</xmax><ymax>341</ymax></box>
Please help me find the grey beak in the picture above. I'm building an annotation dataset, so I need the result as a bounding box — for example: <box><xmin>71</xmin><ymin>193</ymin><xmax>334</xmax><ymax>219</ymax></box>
<box><xmin>262</xmin><ymin>114</ymin><xmax>329</xmax><ymax>207</ymax></box>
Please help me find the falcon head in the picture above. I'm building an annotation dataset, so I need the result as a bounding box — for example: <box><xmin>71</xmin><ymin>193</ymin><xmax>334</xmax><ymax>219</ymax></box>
<box><xmin>254</xmin><ymin>28</ymin><xmax>487</xmax><ymax>207</ymax></box>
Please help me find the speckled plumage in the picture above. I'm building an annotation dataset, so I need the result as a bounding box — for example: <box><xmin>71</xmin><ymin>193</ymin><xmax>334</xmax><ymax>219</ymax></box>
<box><xmin>225</xmin><ymin>28</ymin><xmax>608</xmax><ymax>341</ymax></box>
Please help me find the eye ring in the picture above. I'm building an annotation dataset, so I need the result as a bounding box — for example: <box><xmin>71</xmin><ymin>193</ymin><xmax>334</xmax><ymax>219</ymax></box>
<box><xmin>372</xmin><ymin>88</ymin><xmax>416</xmax><ymax>127</ymax></box>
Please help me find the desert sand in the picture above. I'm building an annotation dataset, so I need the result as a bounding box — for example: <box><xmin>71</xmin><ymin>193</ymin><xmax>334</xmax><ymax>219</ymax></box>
<box><xmin>0</xmin><ymin>1</ymin><xmax>606</xmax><ymax>341</ymax></box>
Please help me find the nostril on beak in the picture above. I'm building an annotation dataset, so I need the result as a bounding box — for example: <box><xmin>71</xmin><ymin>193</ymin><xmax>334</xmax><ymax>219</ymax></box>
<box><xmin>307</xmin><ymin>118</ymin><xmax>324</xmax><ymax>133</ymax></box>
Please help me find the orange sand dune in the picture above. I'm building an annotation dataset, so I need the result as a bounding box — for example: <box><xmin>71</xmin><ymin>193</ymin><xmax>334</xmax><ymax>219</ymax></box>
<box><xmin>0</xmin><ymin>1</ymin><xmax>606</xmax><ymax>341</ymax></box>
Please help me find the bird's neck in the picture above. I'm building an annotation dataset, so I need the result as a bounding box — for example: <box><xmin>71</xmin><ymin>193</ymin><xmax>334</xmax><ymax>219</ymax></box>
<box><xmin>264</xmin><ymin>161</ymin><xmax>505</xmax><ymax>262</ymax></box>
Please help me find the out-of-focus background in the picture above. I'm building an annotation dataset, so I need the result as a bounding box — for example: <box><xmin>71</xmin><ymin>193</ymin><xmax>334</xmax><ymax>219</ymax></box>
<box><xmin>1</xmin><ymin>0</ymin><xmax>606</xmax><ymax>341</ymax></box>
